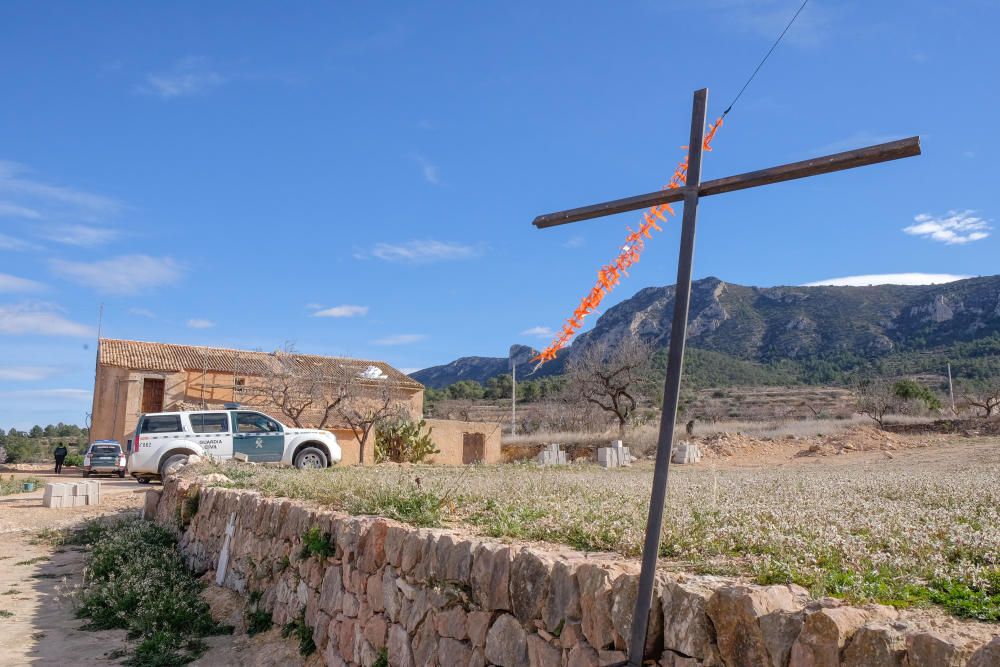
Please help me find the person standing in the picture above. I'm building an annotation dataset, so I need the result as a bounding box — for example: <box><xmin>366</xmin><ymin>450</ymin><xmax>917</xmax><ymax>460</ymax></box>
<box><xmin>53</xmin><ymin>443</ymin><xmax>68</xmax><ymax>474</ymax></box>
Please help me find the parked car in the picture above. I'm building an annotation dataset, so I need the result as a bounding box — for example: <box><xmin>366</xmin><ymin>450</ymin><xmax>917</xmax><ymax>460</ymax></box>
<box><xmin>83</xmin><ymin>440</ymin><xmax>127</xmax><ymax>478</ymax></box>
<box><xmin>126</xmin><ymin>409</ymin><xmax>342</xmax><ymax>484</ymax></box>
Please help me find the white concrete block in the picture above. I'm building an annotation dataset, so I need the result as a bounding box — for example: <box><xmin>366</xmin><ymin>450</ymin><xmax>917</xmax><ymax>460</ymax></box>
<box><xmin>42</xmin><ymin>483</ymin><xmax>69</xmax><ymax>509</ymax></box>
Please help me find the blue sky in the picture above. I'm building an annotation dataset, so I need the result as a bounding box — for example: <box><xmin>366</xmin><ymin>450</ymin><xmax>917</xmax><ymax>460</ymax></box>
<box><xmin>1</xmin><ymin>1</ymin><xmax>997</xmax><ymax>428</ymax></box>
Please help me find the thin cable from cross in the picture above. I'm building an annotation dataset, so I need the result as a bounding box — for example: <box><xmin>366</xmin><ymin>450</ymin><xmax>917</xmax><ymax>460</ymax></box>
<box><xmin>531</xmin><ymin>0</ymin><xmax>811</xmax><ymax>367</ymax></box>
<box><xmin>722</xmin><ymin>0</ymin><xmax>811</xmax><ymax>117</ymax></box>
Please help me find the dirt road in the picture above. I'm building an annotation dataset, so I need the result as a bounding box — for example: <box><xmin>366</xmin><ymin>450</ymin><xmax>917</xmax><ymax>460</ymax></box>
<box><xmin>0</xmin><ymin>474</ymin><xmax>312</xmax><ymax>666</ymax></box>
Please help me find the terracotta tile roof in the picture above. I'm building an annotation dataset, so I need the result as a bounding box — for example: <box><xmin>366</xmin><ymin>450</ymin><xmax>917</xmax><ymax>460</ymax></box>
<box><xmin>98</xmin><ymin>338</ymin><xmax>423</xmax><ymax>390</ymax></box>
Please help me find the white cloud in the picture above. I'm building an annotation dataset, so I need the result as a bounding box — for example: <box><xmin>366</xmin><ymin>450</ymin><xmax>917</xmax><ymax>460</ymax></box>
<box><xmin>373</xmin><ymin>333</ymin><xmax>426</xmax><ymax>345</ymax></box>
<box><xmin>40</xmin><ymin>224</ymin><xmax>118</xmax><ymax>247</ymax></box>
<box><xmin>0</xmin><ymin>160</ymin><xmax>122</xmax><ymax>220</ymax></box>
<box><xmin>0</xmin><ymin>388</ymin><xmax>91</xmax><ymax>400</ymax></box>
<box><xmin>562</xmin><ymin>235</ymin><xmax>585</xmax><ymax>249</ymax></box>
<box><xmin>369</xmin><ymin>240</ymin><xmax>480</xmax><ymax>263</ymax></box>
<box><xmin>129</xmin><ymin>307</ymin><xmax>157</xmax><ymax>319</ymax></box>
<box><xmin>313</xmin><ymin>305</ymin><xmax>369</xmax><ymax>318</ymax></box>
<box><xmin>0</xmin><ymin>302</ymin><xmax>94</xmax><ymax>337</ymax></box>
<box><xmin>903</xmin><ymin>210</ymin><xmax>992</xmax><ymax>245</ymax></box>
<box><xmin>803</xmin><ymin>273</ymin><xmax>971</xmax><ymax>287</ymax></box>
<box><xmin>0</xmin><ymin>233</ymin><xmax>39</xmax><ymax>251</ymax></box>
<box><xmin>186</xmin><ymin>318</ymin><xmax>215</xmax><ymax>329</ymax></box>
<box><xmin>0</xmin><ymin>366</ymin><xmax>58</xmax><ymax>381</ymax></box>
<box><xmin>0</xmin><ymin>273</ymin><xmax>45</xmax><ymax>293</ymax></box>
<box><xmin>521</xmin><ymin>326</ymin><xmax>554</xmax><ymax>338</ymax></box>
<box><xmin>50</xmin><ymin>255</ymin><xmax>183</xmax><ymax>294</ymax></box>
<box><xmin>140</xmin><ymin>56</ymin><xmax>226</xmax><ymax>99</ymax></box>
<box><xmin>0</xmin><ymin>201</ymin><xmax>43</xmax><ymax>219</ymax></box>
<box><xmin>410</xmin><ymin>154</ymin><xmax>441</xmax><ymax>185</ymax></box>
<box><xmin>399</xmin><ymin>367</ymin><xmax>422</xmax><ymax>375</ymax></box>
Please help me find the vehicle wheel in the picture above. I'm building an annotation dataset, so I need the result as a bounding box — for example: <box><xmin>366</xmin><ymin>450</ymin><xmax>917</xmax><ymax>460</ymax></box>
<box><xmin>294</xmin><ymin>447</ymin><xmax>328</xmax><ymax>470</ymax></box>
<box><xmin>159</xmin><ymin>453</ymin><xmax>189</xmax><ymax>477</ymax></box>
<box><xmin>137</xmin><ymin>477</ymin><xmax>151</xmax><ymax>485</ymax></box>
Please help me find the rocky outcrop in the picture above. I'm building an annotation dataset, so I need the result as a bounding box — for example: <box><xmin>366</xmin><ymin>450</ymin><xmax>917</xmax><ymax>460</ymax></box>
<box><xmin>412</xmin><ymin>275</ymin><xmax>1000</xmax><ymax>388</ymax></box>
<box><xmin>150</xmin><ymin>475</ymin><xmax>998</xmax><ymax>666</ymax></box>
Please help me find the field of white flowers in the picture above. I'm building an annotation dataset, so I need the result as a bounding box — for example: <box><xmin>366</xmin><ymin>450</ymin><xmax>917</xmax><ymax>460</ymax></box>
<box><xmin>208</xmin><ymin>440</ymin><xmax>1000</xmax><ymax>620</ymax></box>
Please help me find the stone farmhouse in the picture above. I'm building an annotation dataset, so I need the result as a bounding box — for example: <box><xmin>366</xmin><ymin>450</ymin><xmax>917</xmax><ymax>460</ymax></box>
<box><xmin>91</xmin><ymin>338</ymin><xmax>499</xmax><ymax>465</ymax></box>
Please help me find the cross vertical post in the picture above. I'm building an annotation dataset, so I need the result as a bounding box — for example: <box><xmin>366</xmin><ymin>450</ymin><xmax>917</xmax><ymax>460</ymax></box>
<box><xmin>530</xmin><ymin>85</ymin><xmax>919</xmax><ymax>667</ymax></box>
<box><xmin>627</xmin><ymin>88</ymin><xmax>707</xmax><ymax>665</ymax></box>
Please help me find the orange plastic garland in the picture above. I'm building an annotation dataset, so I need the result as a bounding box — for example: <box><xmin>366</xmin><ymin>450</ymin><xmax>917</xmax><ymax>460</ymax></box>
<box><xmin>532</xmin><ymin>116</ymin><xmax>724</xmax><ymax>366</ymax></box>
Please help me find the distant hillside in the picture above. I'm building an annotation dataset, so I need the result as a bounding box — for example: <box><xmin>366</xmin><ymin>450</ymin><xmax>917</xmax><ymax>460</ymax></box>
<box><xmin>411</xmin><ymin>275</ymin><xmax>1000</xmax><ymax>389</ymax></box>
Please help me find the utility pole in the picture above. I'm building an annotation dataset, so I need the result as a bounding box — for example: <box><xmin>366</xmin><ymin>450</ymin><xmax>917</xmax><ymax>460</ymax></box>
<box><xmin>947</xmin><ymin>362</ymin><xmax>956</xmax><ymax>415</ymax></box>
<box><xmin>510</xmin><ymin>345</ymin><xmax>517</xmax><ymax>436</ymax></box>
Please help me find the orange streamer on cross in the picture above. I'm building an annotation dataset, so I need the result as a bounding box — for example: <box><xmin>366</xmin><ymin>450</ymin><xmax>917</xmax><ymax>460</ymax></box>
<box><xmin>532</xmin><ymin>116</ymin><xmax>724</xmax><ymax>366</ymax></box>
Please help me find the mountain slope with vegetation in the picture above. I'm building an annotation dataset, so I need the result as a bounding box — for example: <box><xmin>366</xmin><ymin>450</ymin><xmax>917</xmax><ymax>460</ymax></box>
<box><xmin>412</xmin><ymin>275</ymin><xmax>1000</xmax><ymax>389</ymax></box>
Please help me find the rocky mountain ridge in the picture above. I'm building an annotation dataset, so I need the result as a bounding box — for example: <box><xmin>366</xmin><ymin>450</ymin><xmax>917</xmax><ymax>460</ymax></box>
<box><xmin>411</xmin><ymin>275</ymin><xmax>1000</xmax><ymax>388</ymax></box>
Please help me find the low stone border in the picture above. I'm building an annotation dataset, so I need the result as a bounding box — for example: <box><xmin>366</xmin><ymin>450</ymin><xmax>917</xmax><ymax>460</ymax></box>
<box><xmin>148</xmin><ymin>473</ymin><xmax>999</xmax><ymax>666</ymax></box>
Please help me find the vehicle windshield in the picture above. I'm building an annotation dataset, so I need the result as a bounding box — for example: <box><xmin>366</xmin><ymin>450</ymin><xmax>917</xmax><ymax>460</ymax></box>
<box><xmin>92</xmin><ymin>444</ymin><xmax>121</xmax><ymax>455</ymax></box>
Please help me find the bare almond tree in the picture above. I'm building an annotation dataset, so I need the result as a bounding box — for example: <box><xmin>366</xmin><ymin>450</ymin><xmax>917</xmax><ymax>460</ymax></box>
<box><xmin>962</xmin><ymin>383</ymin><xmax>1000</xmax><ymax>418</ymax></box>
<box><xmin>337</xmin><ymin>371</ymin><xmax>411</xmax><ymax>465</ymax></box>
<box><xmin>853</xmin><ymin>375</ymin><xmax>897</xmax><ymax>429</ymax></box>
<box><xmin>254</xmin><ymin>344</ymin><xmax>348</xmax><ymax>428</ymax></box>
<box><xmin>565</xmin><ymin>339</ymin><xmax>652</xmax><ymax>437</ymax></box>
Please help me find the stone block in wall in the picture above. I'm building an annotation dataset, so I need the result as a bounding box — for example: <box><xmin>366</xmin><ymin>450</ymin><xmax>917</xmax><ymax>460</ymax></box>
<box><xmin>841</xmin><ymin>622</ymin><xmax>906</xmax><ymax>667</ymax></box>
<box><xmin>400</xmin><ymin>530</ymin><xmax>424</xmax><ymax>575</ymax></box>
<box><xmin>577</xmin><ymin>563</ymin><xmax>619</xmax><ymax>651</ymax></box>
<box><xmin>364</xmin><ymin>613</ymin><xmax>388</xmax><ymax>650</ymax></box>
<box><xmin>471</xmin><ymin>544</ymin><xmax>512</xmax><ymax>612</ymax></box>
<box><xmin>610</xmin><ymin>570</ymin><xmax>663</xmax><ymax>658</ymax></box>
<box><xmin>542</xmin><ymin>559</ymin><xmax>582</xmax><ymax>633</ymax></box>
<box><xmin>434</xmin><ymin>605</ymin><xmax>468</xmax><ymax>641</ymax></box>
<box><xmin>789</xmin><ymin>604</ymin><xmax>870</xmax><ymax>667</ymax></box>
<box><xmin>359</xmin><ymin>519</ymin><xmax>388</xmax><ymax>575</ymax></box>
<box><xmin>385</xmin><ymin>524</ymin><xmax>409</xmax><ymax>568</ymax></box>
<box><xmin>443</xmin><ymin>538</ymin><xmax>476</xmax><ymax>584</ymax></box>
<box><xmin>905</xmin><ymin>631</ymin><xmax>970</xmax><ymax>667</ymax></box>
<box><xmin>412</xmin><ymin>615</ymin><xmax>438</xmax><ymax>666</ymax></box>
<box><xmin>969</xmin><ymin>636</ymin><xmax>1000</xmax><ymax>667</ymax></box>
<box><xmin>439</xmin><ymin>637</ymin><xmax>474</xmax><ymax>667</ymax></box>
<box><xmin>387</xmin><ymin>623</ymin><xmax>414</xmax><ymax>667</ymax></box>
<box><xmin>485</xmin><ymin>613</ymin><xmax>529</xmax><ymax>667</ymax></box>
<box><xmin>467</xmin><ymin>611</ymin><xmax>494</xmax><ymax>648</ymax></box>
<box><xmin>660</xmin><ymin>576</ymin><xmax>724</xmax><ymax>663</ymax></box>
<box><xmin>705</xmin><ymin>584</ymin><xmax>807</xmax><ymax>667</ymax></box>
<box><xmin>141</xmin><ymin>488</ymin><xmax>163</xmax><ymax>519</ymax></box>
<box><xmin>527</xmin><ymin>632</ymin><xmax>563</xmax><ymax>667</ymax></box>
<box><xmin>566</xmin><ymin>642</ymin><xmax>600</xmax><ymax>666</ymax></box>
<box><xmin>511</xmin><ymin>549</ymin><xmax>554</xmax><ymax>624</ymax></box>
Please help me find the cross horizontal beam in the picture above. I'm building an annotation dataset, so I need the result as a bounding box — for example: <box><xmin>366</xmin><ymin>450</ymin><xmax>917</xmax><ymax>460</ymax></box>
<box><xmin>533</xmin><ymin>136</ymin><xmax>921</xmax><ymax>228</ymax></box>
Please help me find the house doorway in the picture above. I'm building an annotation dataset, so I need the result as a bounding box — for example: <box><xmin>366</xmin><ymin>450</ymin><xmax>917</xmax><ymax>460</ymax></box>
<box><xmin>462</xmin><ymin>432</ymin><xmax>485</xmax><ymax>464</ymax></box>
<box><xmin>141</xmin><ymin>378</ymin><xmax>165</xmax><ymax>413</ymax></box>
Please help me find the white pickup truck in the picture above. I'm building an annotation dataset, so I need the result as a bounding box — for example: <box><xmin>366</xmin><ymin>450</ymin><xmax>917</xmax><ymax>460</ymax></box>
<box><xmin>126</xmin><ymin>409</ymin><xmax>342</xmax><ymax>483</ymax></box>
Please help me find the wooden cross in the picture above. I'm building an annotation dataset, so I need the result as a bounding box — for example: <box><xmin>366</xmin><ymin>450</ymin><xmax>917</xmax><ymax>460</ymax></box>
<box><xmin>531</xmin><ymin>88</ymin><xmax>920</xmax><ymax>666</ymax></box>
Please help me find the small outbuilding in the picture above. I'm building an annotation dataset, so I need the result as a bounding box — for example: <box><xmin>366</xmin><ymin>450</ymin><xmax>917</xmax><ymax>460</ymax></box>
<box><xmin>90</xmin><ymin>338</ymin><xmax>499</xmax><ymax>465</ymax></box>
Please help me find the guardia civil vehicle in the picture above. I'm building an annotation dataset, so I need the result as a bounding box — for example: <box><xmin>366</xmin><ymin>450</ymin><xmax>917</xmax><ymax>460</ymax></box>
<box><xmin>126</xmin><ymin>409</ymin><xmax>342</xmax><ymax>484</ymax></box>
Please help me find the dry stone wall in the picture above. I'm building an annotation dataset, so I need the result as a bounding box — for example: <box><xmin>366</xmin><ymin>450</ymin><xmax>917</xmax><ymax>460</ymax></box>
<box><xmin>150</xmin><ymin>475</ymin><xmax>999</xmax><ymax>667</ymax></box>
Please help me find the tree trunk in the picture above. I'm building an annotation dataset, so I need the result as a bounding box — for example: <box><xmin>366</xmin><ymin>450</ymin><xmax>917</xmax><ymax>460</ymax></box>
<box><xmin>359</xmin><ymin>429</ymin><xmax>371</xmax><ymax>465</ymax></box>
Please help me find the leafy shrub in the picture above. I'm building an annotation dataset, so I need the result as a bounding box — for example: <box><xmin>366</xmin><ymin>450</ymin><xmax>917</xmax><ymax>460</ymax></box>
<box><xmin>0</xmin><ymin>475</ymin><xmax>41</xmax><ymax>496</ymax></box>
<box><xmin>893</xmin><ymin>379</ymin><xmax>943</xmax><ymax>411</ymax></box>
<box><xmin>299</xmin><ymin>527</ymin><xmax>334</xmax><ymax>559</ymax></box>
<box><xmin>76</xmin><ymin>519</ymin><xmax>231</xmax><ymax>665</ymax></box>
<box><xmin>281</xmin><ymin>613</ymin><xmax>315</xmax><ymax>656</ymax></box>
<box><xmin>374</xmin><ymin>418</ymin><xmax>439</xmax><ymax>464</ymax></box>
<box><xmin>63</xmin><ymin>453</ymin><xmax>85</xmax><ymax>468</ymax></box>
